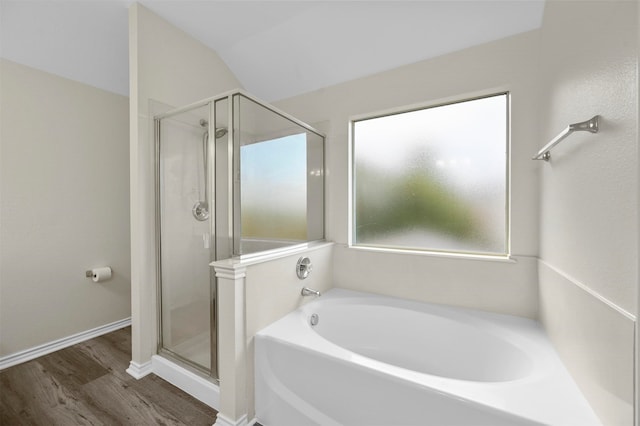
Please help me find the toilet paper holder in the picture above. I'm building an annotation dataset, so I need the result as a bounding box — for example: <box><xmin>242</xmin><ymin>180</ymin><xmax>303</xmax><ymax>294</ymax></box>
<box><xmin>85</xmin><ymin>267</ymin><xmax>113</xmax><ymax>282</ymax></box>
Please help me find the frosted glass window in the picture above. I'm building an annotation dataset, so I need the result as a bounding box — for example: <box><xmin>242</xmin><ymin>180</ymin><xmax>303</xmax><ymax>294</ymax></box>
<box><xmin>241</xmin><ymin>134</ymin><xmax>307</xmax><ymax>242</ymax></box>
<box><xmin>352</xmin><ymin>93</ymin><xmax>508</xmax><ymax>255</ymax></box>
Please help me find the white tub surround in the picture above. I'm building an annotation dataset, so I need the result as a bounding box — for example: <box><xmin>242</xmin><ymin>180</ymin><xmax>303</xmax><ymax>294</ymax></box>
<box><xmin>255</xmin><ymin>289</ymin><xmax>600</xmax><ymax>426</ymax></box>
<box><xmin>333</xmin><ymin>245</ymin><xmax>539</xmax><ymax>319</ymax></box>
<box><xmin>212</xmin><ymin>241</ymin><xmax>334</xmax><ymax>426</ymax></box>
<box><xmin>538</xmin><ymin>261</ymin><xmax>635</xmax><ymax>426</ymax></box>
<box><xmin>536</xmin><ymin>2</ymin><xmax>638</xmax><ymax>423</ymax></box>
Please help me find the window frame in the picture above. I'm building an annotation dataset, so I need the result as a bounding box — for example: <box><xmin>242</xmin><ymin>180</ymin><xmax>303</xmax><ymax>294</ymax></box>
<box><xmin>348</xmin><ymin>92</ymin><xmax>511</xmax><ymax>259</ymax></box>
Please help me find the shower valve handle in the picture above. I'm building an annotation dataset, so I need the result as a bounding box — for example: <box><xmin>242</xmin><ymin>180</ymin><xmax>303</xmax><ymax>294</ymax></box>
<box><xmin>296</xmin><ymin>257</ymin><xmax>312</xmax><ymax>279</ymax></box>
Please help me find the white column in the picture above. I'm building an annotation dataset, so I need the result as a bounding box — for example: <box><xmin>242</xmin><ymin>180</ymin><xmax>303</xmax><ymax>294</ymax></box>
<box><xmin>213</xmin><ymin>262</ymin><xmax>249</xmax><ymax>426</ymax></box>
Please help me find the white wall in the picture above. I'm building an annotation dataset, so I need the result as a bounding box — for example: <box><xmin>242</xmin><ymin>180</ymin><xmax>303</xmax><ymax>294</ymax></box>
<box><xmin>244</xmin><ymin>243</ymin><xmax>333</xmax><ymax>420</ymax></box>
<box><xmin>637</xmin><ymin>4</ymin><xmax>640</xmax><ymax>423</ymax></box>
<box><xmin>212</xmin><ymin>242</ymin><xmax>333</xmax><ymax>424</ymax></box>
<box><xmin>540</xmin><ymin>0</ymin><xmax>637</xmax><ymax>315</ymax></box>
<box><xmin>273</xmin><ymin>7</ymin><xmax>638</xmax><ymax>423</ymax></box>
<box><xmin>128</xmin><ymin>3</ymin><xmax>241</xmax><ymax>366</ymax></box>
<box><xmin>275</xmin><ymin>30</ymin><xmax>542</xmax><ymax>318</ymax></box>
<box><xmin>0</xmin><ymin>59</ymin><xmax>130</xmax><ymax>357</ymax></box>
<box><xmin>537</xmin><ymin>2</ymin><xmax>637</xmax><ymax>425</ymax></box>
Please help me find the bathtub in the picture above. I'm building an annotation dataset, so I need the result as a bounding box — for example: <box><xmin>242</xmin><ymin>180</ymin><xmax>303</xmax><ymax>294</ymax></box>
<box><xmin>255</xmin><ymin>288</ymin><xmax>601</xmax><ymax>426</ymax></box>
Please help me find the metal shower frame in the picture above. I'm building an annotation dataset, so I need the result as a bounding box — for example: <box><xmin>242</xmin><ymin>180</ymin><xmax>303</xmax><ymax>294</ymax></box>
<box><xmin>153</xmin><ymin>89</ymin><xmax>325</xmax><ymax>380</ymax></box>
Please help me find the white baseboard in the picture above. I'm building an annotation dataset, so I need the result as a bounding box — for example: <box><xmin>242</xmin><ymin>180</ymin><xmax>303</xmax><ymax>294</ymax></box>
<box><xmin>0</xmin><ymin>317</ymin><xmax>131</xmax><ymax>371</ymax></box>
<box><xmin>126</xmin><ymin>360</ymin><xmax>153</xmax><ymax>379</ymax></box>
<box><xmin>214</xmin><ymin>413</ymin><xmax>249</xmax><ymax>426</ymax></box>
<box><xmin>152</xmin><ymin>354</ymin><xmax>219</xmax><ymax>409</ymax></box>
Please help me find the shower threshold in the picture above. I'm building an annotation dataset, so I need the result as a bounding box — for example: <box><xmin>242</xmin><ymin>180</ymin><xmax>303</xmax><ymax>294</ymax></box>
<box><xmin>152</xmin><ymin>354</ymin><xmax>219</xmax><ymax>409</ymax></box>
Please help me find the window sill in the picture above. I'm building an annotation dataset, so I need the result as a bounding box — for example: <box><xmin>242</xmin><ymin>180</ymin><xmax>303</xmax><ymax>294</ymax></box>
<box><xmin>348</xmin><ymin>244</ymin><xmax>517</xmax><ymax>263</ymax></box>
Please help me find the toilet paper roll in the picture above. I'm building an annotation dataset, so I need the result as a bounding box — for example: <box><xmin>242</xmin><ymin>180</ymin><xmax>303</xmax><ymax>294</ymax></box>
<box><xmin>91</xmin><ymin>267</ymin><xmax>112</xmax><ymax>283</ymax></box>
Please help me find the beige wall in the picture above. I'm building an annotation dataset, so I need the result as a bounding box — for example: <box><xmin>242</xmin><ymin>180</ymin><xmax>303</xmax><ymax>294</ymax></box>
<box><xmin>537</xmin><ymin>1</ymin><xmax>638</xmax><ymax>425</ymax></box>
<box><xmin>0</xmin><ymin>59</ymin><xmax>130</xmax><ymax>357</ymax></box>
<box><xmin>128</xmin><ymin>3</ymin><xmax>241</xmax><ymax>365</ymax></box>
<box><xmin>275</xmin><ymin>30</ymin><xmax>543</xmax><ymax>318</ymax></box>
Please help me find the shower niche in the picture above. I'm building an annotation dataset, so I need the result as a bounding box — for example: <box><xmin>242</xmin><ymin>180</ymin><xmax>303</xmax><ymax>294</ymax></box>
<box><xmin>154</xmin><ymin>91</ymin><xmax>325</xmax><ymax>378</ymax></box>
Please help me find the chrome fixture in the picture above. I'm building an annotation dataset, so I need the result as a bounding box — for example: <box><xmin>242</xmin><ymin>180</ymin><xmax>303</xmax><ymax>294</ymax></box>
<box><xmin>192</xmin><ymin>201</ymin><xmax>209</xmax><ymax>221</ymax></box>
<box><xmin>190</xmin><ymin>122</ymin><xmax>227</xmax><ymax>221</ymax></box>
<box><xmin>215</xmin><ymin>127</ymin><xmax>228</xmax><ymax>139</ymax></box>
<box><xmin>200</xmin><ymin>119</ymin><xmax>228</xmax><ymax>139</ymax></box>
<box><xmin>192</xmin><ymin>119</ymin><xmax>211</xmax><ymax>221</ymax></box>
<box><xmin>309</xmin><ymin>313</ymin><xmax>319</xmax><ymax>326</ymax></box>
<box><xmin>533</xmin><ymin>115</ymin><xmax>599</xmax><ymax>161</ymax></box>
<box><xmin>301</xmin><ymin>287</ymin><xmax>321</xmax><ymax>297</ymax></box>
<box><xmin>296</xmin><ymin>257</ymin><xmax>312</xmax><ymax>279</ymax></box>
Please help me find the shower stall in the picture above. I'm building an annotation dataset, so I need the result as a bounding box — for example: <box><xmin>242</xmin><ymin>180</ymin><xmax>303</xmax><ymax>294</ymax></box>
<box><xmin>154</xmin><ymin>90</ymin><xmax>325</xmax><ymax>379</ymax></box>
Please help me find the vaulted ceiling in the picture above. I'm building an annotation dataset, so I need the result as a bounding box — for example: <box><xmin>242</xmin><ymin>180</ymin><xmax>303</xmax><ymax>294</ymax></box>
<box><xmin>1</xmin><ymin>1</ymin><xmax>545</xmax><ymax>101</ymax></box>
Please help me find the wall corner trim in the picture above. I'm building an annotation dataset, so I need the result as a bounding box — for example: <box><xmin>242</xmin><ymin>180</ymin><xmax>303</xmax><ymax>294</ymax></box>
<box><xmin>0</xmin><ymin>317</ymin><xmax>132</xmax><ymax>371</ymax></box>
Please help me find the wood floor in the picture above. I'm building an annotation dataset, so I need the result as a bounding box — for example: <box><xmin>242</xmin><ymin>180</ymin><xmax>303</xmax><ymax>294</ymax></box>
<box><xmin>0</xmin><ymin>327</ymin><xmax>218</xmax><ymax>425</ymax></box>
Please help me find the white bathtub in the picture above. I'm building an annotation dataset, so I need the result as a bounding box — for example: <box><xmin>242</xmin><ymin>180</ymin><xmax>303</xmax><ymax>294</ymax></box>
<box><xmin>255</xmin><ymin>288</ymin><xmax>601</xmax><ymax>426</ymax></box>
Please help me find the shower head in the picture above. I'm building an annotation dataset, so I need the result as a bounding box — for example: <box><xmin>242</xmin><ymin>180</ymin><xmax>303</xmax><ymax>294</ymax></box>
<box><xmin>199</xmin><ymin>119</ymin><xmax>227</xmax><ymax>138</ymax></box>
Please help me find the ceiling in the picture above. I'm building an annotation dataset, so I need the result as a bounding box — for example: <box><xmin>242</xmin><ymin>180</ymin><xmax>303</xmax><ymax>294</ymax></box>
<box><xmin>0</xmin><ymin>1</ymin><xmax>545</xmax><ymax>102</ymax></box>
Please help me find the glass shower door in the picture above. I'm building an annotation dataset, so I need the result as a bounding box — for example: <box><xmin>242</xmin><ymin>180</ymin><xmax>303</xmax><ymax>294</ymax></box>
<box><xmin>156</xmin><ymin>104</ymin><xmax>215</xmax><ymax>374</ymax></box>
<box><xmin>153</xmin><ymin>90</ymin><xmax>324</xmax><ymax>380</ymax></box>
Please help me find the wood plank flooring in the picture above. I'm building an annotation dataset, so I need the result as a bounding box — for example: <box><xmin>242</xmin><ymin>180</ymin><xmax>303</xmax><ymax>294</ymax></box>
<box><xmin>0</xmin><ymin>327</ymin><xmax>218</xmax><ymax>425</ymax></box>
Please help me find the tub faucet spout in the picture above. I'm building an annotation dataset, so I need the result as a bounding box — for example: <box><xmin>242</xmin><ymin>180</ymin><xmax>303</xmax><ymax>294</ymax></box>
<box><xmin>301</xmin><ymin>287</ymin><xmax>321</xmax><ymax>297</ymax></box>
